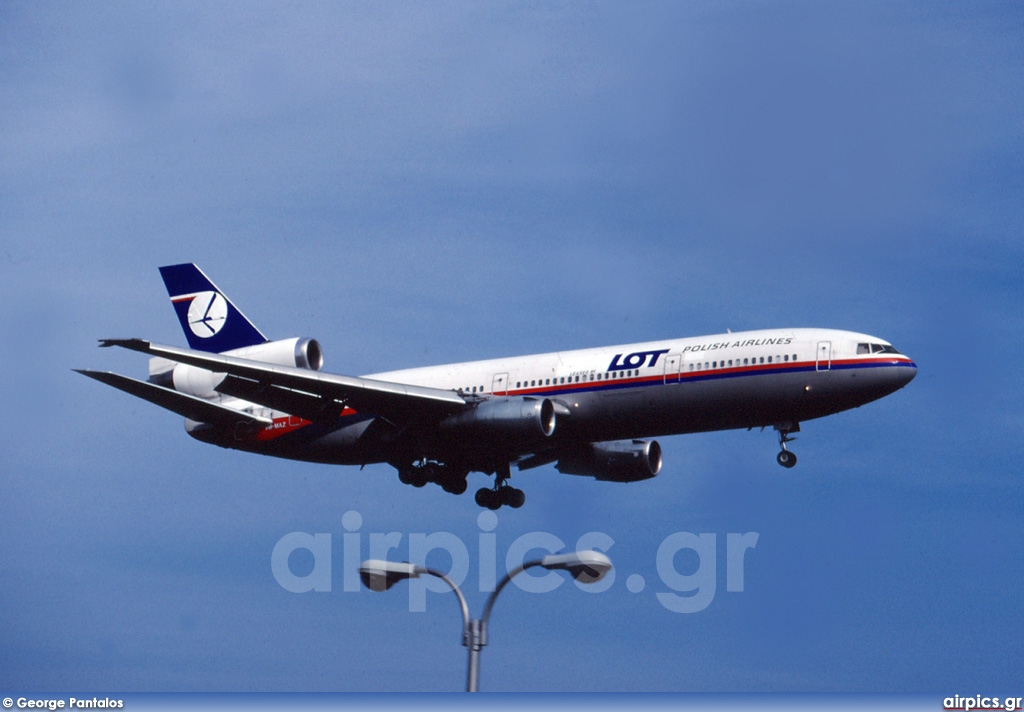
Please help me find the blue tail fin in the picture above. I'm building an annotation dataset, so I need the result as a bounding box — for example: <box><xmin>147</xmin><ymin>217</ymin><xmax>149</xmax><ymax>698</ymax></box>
<box><xmin>158</xmin><ymin>263</ymin><xmax>267</xmax><ymax>353</ymax></box>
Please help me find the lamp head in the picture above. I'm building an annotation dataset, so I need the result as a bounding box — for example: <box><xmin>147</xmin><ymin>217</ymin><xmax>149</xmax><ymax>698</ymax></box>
<box><xmin>540</xmin><ymin>551</ymin><xmax>612</xmax><ymax>584</ymax></box>
<box><xmin>359</xmin><ymin>560</ymin><xmax>421</xmax><ymax>592</ymax></box>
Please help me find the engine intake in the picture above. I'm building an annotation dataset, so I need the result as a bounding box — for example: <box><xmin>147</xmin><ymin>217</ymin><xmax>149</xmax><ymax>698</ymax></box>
<box><xmin>556</xmin><ymin>439</ymin><xmax>662</xmax><ymax>482</ymax></box>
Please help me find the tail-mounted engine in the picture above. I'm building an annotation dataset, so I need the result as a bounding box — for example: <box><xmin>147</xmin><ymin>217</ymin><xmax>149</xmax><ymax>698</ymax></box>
<box><xmin>150</xmin><ymin>337</ymin><xmax>323</xmax><ymax>398</ymax></box>
<box><xmin>556</xmin><ymin>439</ymin><xmax>662</xmax><ymax>482</ymax></box>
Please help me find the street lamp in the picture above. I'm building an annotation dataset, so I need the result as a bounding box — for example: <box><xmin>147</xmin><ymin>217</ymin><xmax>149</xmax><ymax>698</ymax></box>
<box><xmin>359</xmin><ymin>550</ymin><xmax>612</xmax><ymax>692</ymax></box>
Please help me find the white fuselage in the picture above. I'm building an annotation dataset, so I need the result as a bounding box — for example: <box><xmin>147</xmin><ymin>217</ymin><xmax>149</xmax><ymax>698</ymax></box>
<box><xmin>214</xmin><ymin>327</ymin><xmax>915</xmax><ymax>467</ymax></box>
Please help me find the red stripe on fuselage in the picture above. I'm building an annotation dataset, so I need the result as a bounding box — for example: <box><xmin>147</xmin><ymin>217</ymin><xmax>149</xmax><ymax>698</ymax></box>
<box><xmin>502</xmin><ymin>356</ymin><xmax>914</xmax><ymax>398</ymax></box>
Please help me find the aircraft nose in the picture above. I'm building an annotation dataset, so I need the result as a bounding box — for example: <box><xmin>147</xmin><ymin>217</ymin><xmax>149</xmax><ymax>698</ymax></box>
<box><xmin>895</xmin><ymin>359</ymin><xmax>917</xmax><ymax>387</ymax></box>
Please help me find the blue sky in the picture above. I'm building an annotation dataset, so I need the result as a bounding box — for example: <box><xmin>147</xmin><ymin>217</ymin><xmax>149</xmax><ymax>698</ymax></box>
<box><xmin>1</xmin><ymin>1</ymin><xmax>1022</xmax><ymax>693</ymax></box>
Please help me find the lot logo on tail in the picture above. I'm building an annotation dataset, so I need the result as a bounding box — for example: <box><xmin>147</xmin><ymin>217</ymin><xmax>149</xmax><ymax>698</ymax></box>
<box><xmin>160</xmin><ymin>263</ymin><xmax>267</xmax><ymax>352</ymax></box>
<box><xmin>186</xmin><ymin>291</ymin><xmax>228</xmax><ymax>338</ymax></box>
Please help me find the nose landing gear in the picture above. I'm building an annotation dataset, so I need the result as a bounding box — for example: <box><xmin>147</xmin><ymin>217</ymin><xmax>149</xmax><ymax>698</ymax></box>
<box><xmin>774</xmin><ymin>422</ymin><xmax>799</xmax><ymax>468</ymax></box>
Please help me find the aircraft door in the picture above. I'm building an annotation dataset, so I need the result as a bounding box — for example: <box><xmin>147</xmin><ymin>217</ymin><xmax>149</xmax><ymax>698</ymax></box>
<box><xmin>491</xmin><ymin>372</ymin><xmax>510</xmax><ymax>396</ymax></box>
<box><xmin>816</xmin><ymin>341</ymin><xmax>832</xmax><ymax>371</ymax></box>
<box><xmin>664</xmin><ymin>354</ymin><xmax>681</xmax><ymax>383</ymax></box>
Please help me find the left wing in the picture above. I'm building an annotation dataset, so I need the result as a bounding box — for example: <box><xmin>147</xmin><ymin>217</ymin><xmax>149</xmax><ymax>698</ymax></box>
<box><xmin>76</xmin><ymin>369</ymin><xmax>273</xmax><ymax>427</ymax></box>
<box><xmin>99</xmin><ymin>338</ymin><xmax>468</xmax><ymax>424</ymax></box>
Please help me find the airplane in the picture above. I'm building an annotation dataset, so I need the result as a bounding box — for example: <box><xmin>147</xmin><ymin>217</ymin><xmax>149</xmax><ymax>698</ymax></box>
<box><xmin>78</xmin><ymin>263</ymin><xmax>918</xmax><ymax>510</ymax></box>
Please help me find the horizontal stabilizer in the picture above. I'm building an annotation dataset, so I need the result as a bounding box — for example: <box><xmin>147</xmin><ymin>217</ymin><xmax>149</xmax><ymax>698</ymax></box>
<box><xmin>76</xmin><ymin>369</ymin><xmax>273</xmax><ymax>427</ymax></box>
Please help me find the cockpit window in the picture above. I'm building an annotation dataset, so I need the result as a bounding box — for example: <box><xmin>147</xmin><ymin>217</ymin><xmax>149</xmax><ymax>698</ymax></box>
<box><xmin>860</xmin><ymin>342</ymin><xmax>902</xmax><ymax>355</ymax></box>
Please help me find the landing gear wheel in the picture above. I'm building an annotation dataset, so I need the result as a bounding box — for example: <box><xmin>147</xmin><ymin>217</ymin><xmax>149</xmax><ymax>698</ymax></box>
<box><xmin>505</xmin><ymin>487</ymin><xmax>526</xmax><ymax>509</ymax></box>
<box><xmin>442</xmin><ymin>476</ymin><xmax>468</xmax><ymax>495</ymax></box>
<box><xmin>475</xmin><ymin>488</ymin><xmax>498</xmax><ymax>510</ymax></box>
<box><xmin>777</xmin><ymin>450</ymin><xmax>797</xmax><ymax>468</ymax></box>
<box><xmin>398</xmin><ymin>466</ymin><xmax>428</xmax><ymax>487</ymax></box>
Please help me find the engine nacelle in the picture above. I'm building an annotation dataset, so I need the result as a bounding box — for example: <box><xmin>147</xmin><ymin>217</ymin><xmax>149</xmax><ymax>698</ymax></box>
<box><xmin>153</xmin><ymin>337</ymin><xmax>324</xmax><ymax>398</ymax></box>
<box><xmin>556</xmin><ymin>439</ymin><xmax>662</xmax><ymax>482</ymax></box>
<box><xmin>227</xmin><ymin>337</ymin><xmax>323</xmax><ymax>371</ymax></box>
<box><xmin>171</xmin><ymin>363</ymin><xmax>226</xmax><ymax>398</ymax></box>
<box><xmin>439</xmin><ymin>397</ymin><xmax>556</xmax><ymax>442</ymax></box>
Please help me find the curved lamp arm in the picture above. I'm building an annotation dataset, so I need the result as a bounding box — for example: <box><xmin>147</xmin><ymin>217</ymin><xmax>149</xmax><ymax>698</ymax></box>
<box><xmin>421</xmin><ymin>567</ymin><xmax>471</xmax><ymax>638</ymax></box>
<box><xmin>482</xmin><ymin>550</ymin><xmax>613</xmax><ymax>626</ymax></box>
<box><xmin>482</xmin><ymin>560</ymin><xmax>541</xmax><ymax>626</ymax></box>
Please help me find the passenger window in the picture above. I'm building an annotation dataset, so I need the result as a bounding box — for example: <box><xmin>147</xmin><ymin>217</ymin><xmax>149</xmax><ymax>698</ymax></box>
<box><xmin>767</xmin><ymin>356</ymin><xmax>772</xmax><ymax>363</ymax></box>
<box><xmin>688</xmin><ymin>364</ymin><xmax>694</xmax><ymax>371</ymax></box>
<box><xmin>743</xmin><ymin>358</ymin><xmax>748</xmax><ymax>365</ymax></box>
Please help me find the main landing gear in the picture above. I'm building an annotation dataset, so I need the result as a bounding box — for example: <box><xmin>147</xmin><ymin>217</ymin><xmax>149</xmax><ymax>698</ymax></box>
<box><xmin>396</xmin><ymin>459</ymin><xmax>526</xmax><ymax>509</ymax></box>
<box><xmin>475</xmin><ymin>485</ymin><xmax>525</xmax><ymax>510</ymax></box>
<box><xmin>774</xmin><ymin>422</ymin><xmax>799</xmax><ymax>468</ymax></box>
<box><xmin>474</xmin><ymin>462</ymin><xmax>525</xmax><ymax>511</ymax></box>
<box><xmin>397</xmin><ymin>461</ymin><xmax>468</xmax><ymax>495</ymax></box>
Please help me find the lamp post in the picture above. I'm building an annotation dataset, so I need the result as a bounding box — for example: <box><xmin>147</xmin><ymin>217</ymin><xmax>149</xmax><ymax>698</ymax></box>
<box><xmin>359</xmin><ymin>550</ymin><xmax>612</xmax><ymax>692</ymax></box>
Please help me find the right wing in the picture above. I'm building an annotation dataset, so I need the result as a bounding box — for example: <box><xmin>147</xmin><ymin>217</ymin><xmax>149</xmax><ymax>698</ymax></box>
<box><xmin>97</xmin><ymin>339</ymin><xmax>469</xmax><ymax>424</ymax></box>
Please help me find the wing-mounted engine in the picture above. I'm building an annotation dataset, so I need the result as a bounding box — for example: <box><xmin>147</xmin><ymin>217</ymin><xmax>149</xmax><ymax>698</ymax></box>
<box><xmin>439</xmin><ymin>396</ymin><xmax>556</xmax><ymax>442</ymax></box>
<box><xmin>150</xmin><ymin>337</ymin><xmax>323</xmax><ymax>398</ymax></box>
<box><xmin>556</xmin><ymin>439</ymin><xmax>662</xmax><ymax>482</ymax></box>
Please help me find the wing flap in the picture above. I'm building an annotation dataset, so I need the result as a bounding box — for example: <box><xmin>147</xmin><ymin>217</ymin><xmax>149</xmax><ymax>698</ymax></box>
<box><xmin>76</xmin><ymin>370</ymin><xmax>273</xmax><ymax>427</ymax></box>
<box><xmin>215</xmin><ymin>373</ymin><xmax>346</xmax><ymax>423</ymax></box>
